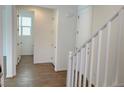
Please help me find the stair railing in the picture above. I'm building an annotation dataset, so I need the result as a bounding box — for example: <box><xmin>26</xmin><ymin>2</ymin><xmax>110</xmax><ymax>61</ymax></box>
<box><xmin>66</xmin><ymin>6</ymin><xmax>124</xmax><ymax>87</ymax></box>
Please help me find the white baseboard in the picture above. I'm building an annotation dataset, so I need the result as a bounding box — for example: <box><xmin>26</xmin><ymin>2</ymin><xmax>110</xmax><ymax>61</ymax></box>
<box><xmin>6</xmin><ymin>75</ymin><xmax>13</xmax><ymax>78</ymax></box>
<box><xmin>55</xmin><ymin>67</ymin><xmax>67</xmax><ymax>72</ymax></box>
<box><xmin>34</xmin><ymin>60</ymin><xmax>53</xmax><ymax>64</ymax></box>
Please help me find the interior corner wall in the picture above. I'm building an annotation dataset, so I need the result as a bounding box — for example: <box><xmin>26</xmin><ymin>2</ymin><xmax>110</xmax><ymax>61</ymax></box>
<box><xmin>55</xmin><ymin>6</ymin><xmax>77</xmax><ymax>71</ymax></box>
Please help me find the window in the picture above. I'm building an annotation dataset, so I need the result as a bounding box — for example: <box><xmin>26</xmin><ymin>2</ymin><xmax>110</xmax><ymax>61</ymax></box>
<box><xmin>19</xmin><ymin>16</ymin><xmax>32</xmax><ymax>36</ymax></box>
<box><xmin>22</xmin><ymin>27</ymin><xmax>31</xmax><ymax>35</ymax></box>
<box><xmin>19</xmin><ymin>17</ymin><xmax>21</xmax><ymax>26</ymax></box>
<box><xmin>19</xmin><ymin>26</ymin><xmax>21</xmax><ymax>36</ymax></box>
<box><xmin>22</xmin><ymin>17</ymin><xmax>31</xmax><ymax>26</ymax></box>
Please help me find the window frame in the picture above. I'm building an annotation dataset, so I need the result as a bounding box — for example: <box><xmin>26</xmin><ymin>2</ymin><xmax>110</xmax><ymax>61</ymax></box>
<box><xmin>19</xmin><ymin>16</ymin><xmax>32</xmax><ymax>36</ymax></box>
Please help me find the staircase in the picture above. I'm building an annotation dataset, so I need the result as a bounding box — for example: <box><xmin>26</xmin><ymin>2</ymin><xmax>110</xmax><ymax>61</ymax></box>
<box><xmin>66</xmin><ymin>7</ymin><xmax>124</xmax><ymax>87</ymax></box>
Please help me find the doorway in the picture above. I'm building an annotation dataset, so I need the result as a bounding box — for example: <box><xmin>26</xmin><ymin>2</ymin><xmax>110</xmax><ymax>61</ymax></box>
<box><xmin>17</xmin><ymin>10</ymin><xmax>34</xmax><ymax>64</ymax></box>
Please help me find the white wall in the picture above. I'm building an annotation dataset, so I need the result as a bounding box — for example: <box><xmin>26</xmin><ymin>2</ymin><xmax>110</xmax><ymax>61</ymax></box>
<box><xmin>75</xmin><ymin>5</ymin><xmax>123</xmax><ymax>48</ymax></box>
<box><xmin>2</xmin><ymin>8</ymin><xmax>6</xmax><ymax>57</ymax></box>
<box><xmin>2</xmin><ymin>6</ymin><xmax>17</xmax><ymax>78</ymax></box>
<box><xmin>4</xmin><ymin>6</ymin><xmax>13</xmax><ymax>77</ymax></box>
<box><xmin>92</xmin><ymin>5</ymin><xmax>123</xmax><ymax>33</ymax></box>
<box><xmin>54</xmin><ymin>6</ymin><xmax>77</xmax><ymax>71</ymax></box>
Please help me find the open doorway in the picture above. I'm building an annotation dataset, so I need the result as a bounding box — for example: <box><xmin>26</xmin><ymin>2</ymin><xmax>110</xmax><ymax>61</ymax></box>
<box><xmin>16</xmin><ymin>10</ymin><xmax>34</xmax><ymax>65</ymax></box>
<box><xmin>16</xmin><ymin>6</ymin><xmax>57</xmax><ymax>66</ymax></box>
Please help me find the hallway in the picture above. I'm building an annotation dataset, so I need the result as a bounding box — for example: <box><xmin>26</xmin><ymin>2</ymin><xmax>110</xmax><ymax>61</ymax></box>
<box><xmin>5</xmin><ymin>56</ymin><xmax>67</xmax><ymax>87</ymax></box>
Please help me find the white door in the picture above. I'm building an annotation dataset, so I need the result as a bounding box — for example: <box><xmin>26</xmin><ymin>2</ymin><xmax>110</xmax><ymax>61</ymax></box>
<box><xmin>34</xmin><ymin>10</ymin><xmax>55</xmax><ymax>64</ymax></box>
<box><xmin>19</xmin><ymin>11</ymin><xmax>34</xmax><ymax>55</ymax></box>
<box><xmin>76</xmin><ymin>6</ymin><xmax>92</xmax><ymax>49</ymax></box>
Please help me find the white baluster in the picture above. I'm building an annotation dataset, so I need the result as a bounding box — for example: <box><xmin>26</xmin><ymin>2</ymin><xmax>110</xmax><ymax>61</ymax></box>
<box><xmin>89</xmin><ymin>38</ymin><xmax>95</xmax><ymax>87</ymax></box>
<box><xmin>83</xmin><ymin>44</ymin><xmax>89</xmax><ymax>87</ymax></box>
<box><xmin>82</xmin><ymin>48</ymin><xmax>86</xmax><ymax>87</ymax></box>
<box><xmin>74</xmin><ymin>52</ymin><xmax>79</xmax><ymax>87</ymax></box>
<box><xmin>78</xmin><ymin>48</ymin><xmax>84</xmax><ymax>87</ymax></box>
<box><xmin>66</xmin><ymin>51</ymin><xmax>73</xmax><ymax>87</ymax></box>
<box><xmin>70</xmin><ymin>55</ymin><xmax>74</xmax><ymax>87</ymax></box>
<box><xmin>96</xmin><ymin>31</ymin><xmax>102</xmax><ymax>87</ymax></box>
<box><xmin>71</xmin><ymin>55</ymin><xmax>76</xmax><ymax>87</ymax></box>
<box><xmin>104</xmin><ymin>22</ymin><xmax>111</xmax><ymax>87</ymax></box>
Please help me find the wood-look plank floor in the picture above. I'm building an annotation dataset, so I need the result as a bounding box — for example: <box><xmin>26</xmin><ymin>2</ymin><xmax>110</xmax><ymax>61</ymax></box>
<box><xmin>5</xmin><ymin>56</ymin><xmax>67</xmax><ymax>87</ymax></box>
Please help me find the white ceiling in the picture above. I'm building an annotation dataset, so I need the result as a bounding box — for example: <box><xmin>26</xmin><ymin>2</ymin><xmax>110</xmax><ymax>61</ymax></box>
<box><xmin>37</xmin><ymin>5</ymin><xmax>78</xmax><ymax>10</ymax></box>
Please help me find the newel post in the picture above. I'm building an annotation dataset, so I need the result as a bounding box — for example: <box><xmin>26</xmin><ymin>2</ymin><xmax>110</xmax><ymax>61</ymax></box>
<box><xmin>66</xmin><ymin>51</ymin><xmax>73</xmax><ymax>87</ymax></box>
